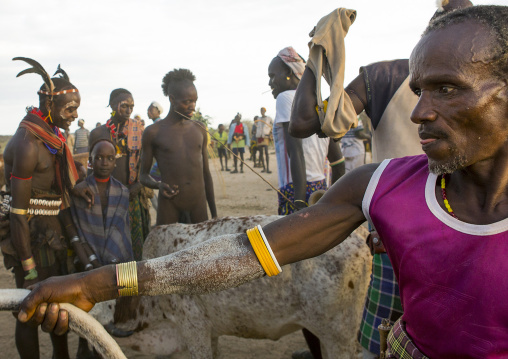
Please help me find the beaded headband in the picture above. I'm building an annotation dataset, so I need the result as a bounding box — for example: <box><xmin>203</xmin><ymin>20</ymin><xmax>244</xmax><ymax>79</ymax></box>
<box><xmin>37</xmin><ymin>88</ymin><xmax>79</xmax><ymax>96</ymax></box>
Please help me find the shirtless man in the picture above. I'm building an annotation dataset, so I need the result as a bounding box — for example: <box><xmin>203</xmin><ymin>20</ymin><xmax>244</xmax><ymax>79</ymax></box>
<box><xmin>140</xmin><ymin>69</ymin><xmax>217</xmax><ymax>225</ymax></box>
<box><xmin>3</xmin><ymin>58</ymin><xmax>82</xmax><ymax>359</ymax></box>
<box><xmin>89</xmin><ymin>89</ymin><xmax>149</xmax><ymax>261</ymax></box>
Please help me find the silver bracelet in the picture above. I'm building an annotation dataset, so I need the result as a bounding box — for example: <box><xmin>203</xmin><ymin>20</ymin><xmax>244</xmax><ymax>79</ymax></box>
<box><xmin>85</xmin><ymin>263</ymin><xmax>93</xmax><ymax>271</ymax></box>
<box><xmin>70</xmin><ymin>236</ymin><xmax>80</xmax><ymax>244</ymax></box>
<box><xmin>88</xmin><ymin>254</ymin><xmax>97</xmax><ymax>262</ymax></box>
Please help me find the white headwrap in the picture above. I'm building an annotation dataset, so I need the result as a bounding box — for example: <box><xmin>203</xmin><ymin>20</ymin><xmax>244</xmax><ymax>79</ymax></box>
<box><xmin>150</xmin><ymin>101</ymin><xmax>163</xmax><ymax>114</ymax></box>
<box><xmin>277</xmin><ymin>47</ymin><xmax>306</xmax><ymax>80</ymax></box>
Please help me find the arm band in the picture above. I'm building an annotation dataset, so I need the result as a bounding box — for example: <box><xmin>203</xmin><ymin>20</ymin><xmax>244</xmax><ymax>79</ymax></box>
<box><xmin>10</xmin><ymin>207</ymin><xmax>28</xmax><ymax>215</ymax></box>
<box><xmin>21</xmin><ymin>256</ymin><xmax>36</xmax><ymax>272</ymax></box>
<box><xmin>329</xmin><ymin>157</ymin><xmax>345</xmax><ymax>167</ymax></box>
<box><xmin>116</xmin><ymin>261</ymin><xmax>139</xmax><ymax>297</ymax></box>
<box><xmin>315</xmin><ymin>100</ymin><xmax>329</xmax><ymax>116</ymax></box>
<box><xmin>246</xmin><ymin>226</ymin><xmax>282</xmax><ymax>277</ymax></box>
<box><xmin>10</xmin><ymin>174</ymin><xmax>32</xmax><ymax>181</ymax></box>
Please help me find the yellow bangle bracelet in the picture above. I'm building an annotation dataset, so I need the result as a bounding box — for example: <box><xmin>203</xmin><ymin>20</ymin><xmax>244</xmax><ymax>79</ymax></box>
<box><xmin>246</xmin><ymin>227</ymin><xmax>281</xmax><ymax>277</ymax></box>
<box><xmin>247</xmin><ymin>228</ymin><xmax>272</xmax><ymax>276</ymax></box>
<box><xmin>251</xmin><ymin>228</ymin><xmax>275</xmax><ymax>276</ymax></box>
<box><xmin>257</xmin><ymin>225</ymin><xmax>282</xmax><ymax>274</ymax></box>
<box><xmin>117</xmin><ymin>261</ymin><xmax>138</xmax><ymax>297</ymax></box>
<box><xmin>246</xmin><ymin>228</ymin><xmax>267</xmax><ymax>274</ymax></box>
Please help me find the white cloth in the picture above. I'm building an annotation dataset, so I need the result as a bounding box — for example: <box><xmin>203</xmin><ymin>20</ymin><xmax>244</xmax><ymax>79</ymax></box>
<box><xmin>341</xmin><ymin>119</ymin><xmax>365</xmax><ymax>166</ymax></box>
<box><xmin>274</xmin><ymin>90</ymin><xmax>329</xmax><ymax>187</ymax></box>
<box><xmin>303</xmin><ymin>135</ymin><xmax>329</xmax><ymax>182</ymax></box>
<box><xmin>274</xmin><ymin>91</ymin><xmax>294</xmax><ymax>188</ymax></box>
<box><xmin>307</xmin><ymin>8</ymin><xmax>358</xmax><ymax>138</ymax></box>
<box><xmin>255</xmin><ymin>116</ymin><xmax>273</xmax><ymax>138</ymax></box>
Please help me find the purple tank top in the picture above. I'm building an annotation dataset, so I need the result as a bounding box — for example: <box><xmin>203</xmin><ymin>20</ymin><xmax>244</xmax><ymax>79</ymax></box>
<box><xmin>363</xmin><ymin>155</ymin><xmax>508</xmax><ymax>359</ymax></box>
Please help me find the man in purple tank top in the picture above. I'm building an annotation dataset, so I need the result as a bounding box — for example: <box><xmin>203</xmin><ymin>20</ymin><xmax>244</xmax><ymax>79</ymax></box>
<box><xmin>17</xmin><ymin>5</ymin><xmax>508</xmax><ymax>359</ymax></box>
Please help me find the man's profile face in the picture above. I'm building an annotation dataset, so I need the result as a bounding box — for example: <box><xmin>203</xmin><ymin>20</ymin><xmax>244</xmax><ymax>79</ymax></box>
<box><xmin>112</xmin><ymin>94</ymin><xmax>134</xmax><ymax>122</ymax></box>
<box><xmin>409</xmin><ymin>21</ymin><xmax>508</xmax><ymax>175</ymax></box>
<box><xmin>90</xmin><ymin>141</ymin><xmax>116</xmax><ymax>179</ymax></box>
<box><xmin>268</xmin><ymin>57</ymin><xmax>291</xmax><ymax>99</ymax></box>
<box><xmin>147</xmin><ymin>105</ymin><xmax>160</xmax><ymax>120</ymax></box>
<box><xmin>51</xmin><ymin>92</ymin><xmax>81</xmax><ymax>131</ymax></box>
<box><xmin>170</xmin><ymin>83</ymin><xmax>197</xmax><ymax>119</ymax></box>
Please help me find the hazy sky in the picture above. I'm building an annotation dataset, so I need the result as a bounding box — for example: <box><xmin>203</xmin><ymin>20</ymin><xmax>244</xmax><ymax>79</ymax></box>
<box><xmin>0</xmin><ymin>0</ymin><xmax>506</xmax><ymax>134</ymax></box>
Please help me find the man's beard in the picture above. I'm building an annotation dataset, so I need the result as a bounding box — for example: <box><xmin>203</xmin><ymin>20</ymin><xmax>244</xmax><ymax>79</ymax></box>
<box><xmin>428</xmin><ymin>153</ymin><xmax>468</xmax><ymax>175</ymax></box>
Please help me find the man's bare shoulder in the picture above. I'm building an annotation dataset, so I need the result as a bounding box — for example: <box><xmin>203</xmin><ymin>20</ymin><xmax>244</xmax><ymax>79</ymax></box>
<box><xmin>5</xmin><ymin>128</ymin><xmax>39</xmax><ymax>161</ymax></box>
<box><xmin>143</xmin><ymin>122</ymin><xmax>161</xmax><ymax>136</ymax></box>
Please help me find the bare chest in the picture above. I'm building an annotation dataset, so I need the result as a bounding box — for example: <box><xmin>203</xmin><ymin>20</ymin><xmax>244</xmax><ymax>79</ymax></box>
<box><xmin>153</xmin><ymin>125</ymin><xmax>204</xmax><ymax>154</ymax></box>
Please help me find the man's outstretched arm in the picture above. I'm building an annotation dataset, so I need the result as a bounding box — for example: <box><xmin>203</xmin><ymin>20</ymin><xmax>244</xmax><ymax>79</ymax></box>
<box><xmin>18</xmin><ymin>163</ymin><xmax>377</xmax><ymax>333</ymax></box>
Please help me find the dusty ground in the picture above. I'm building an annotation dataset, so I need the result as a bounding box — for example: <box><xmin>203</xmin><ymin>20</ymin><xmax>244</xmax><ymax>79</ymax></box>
<box><xmin>0</xmin><ymin>151</ymin><xmax>313</xmax><ymax>358</ymax></box>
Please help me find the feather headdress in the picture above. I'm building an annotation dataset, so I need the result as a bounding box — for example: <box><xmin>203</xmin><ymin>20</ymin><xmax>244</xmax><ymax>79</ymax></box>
<box><xmin>13</xmin><ymin>57</ymin><xmax>55</xmax><ymax>95</ymax></box>
<box><xmin>12</xmin><ymin>58</ymin><xmax>78</xmax><ymax>98</ymax></box>
<box><xmin>53</xmin><ymin>64</ymin><xmax>70</xmax><ymax>82</ymax></box>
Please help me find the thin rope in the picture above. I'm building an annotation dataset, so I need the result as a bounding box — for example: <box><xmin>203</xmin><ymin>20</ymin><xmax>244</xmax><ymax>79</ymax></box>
<box><xmin>175</xmin><ymin>111</ymin><xmax>296</xmax><ymax>209</ymax></box>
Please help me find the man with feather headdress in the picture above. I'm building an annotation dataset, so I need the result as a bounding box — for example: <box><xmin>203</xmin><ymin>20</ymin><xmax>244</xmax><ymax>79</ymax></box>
<box><xmin>2</xmin><ymin>58</ymin><xmax>84</xmax><ymax>359</ymax></box>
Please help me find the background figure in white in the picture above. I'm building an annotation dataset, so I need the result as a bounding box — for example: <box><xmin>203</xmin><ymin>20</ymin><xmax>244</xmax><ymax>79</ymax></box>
<box><xmin>340</xmin><ymin>118</ymin><xmax>371</xmax><ymax>172</ymax></box>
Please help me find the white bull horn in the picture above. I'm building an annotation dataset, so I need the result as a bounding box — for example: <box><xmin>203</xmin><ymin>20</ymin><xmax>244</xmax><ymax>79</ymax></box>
<box><xmin>0</xmin><ymin>289</ymin><xmax>127</xmax><ymax>359</ymax></box>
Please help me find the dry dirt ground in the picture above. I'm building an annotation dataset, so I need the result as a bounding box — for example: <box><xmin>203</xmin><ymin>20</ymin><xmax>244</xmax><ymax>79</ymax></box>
<box><xmin>0</xmin><ymin>151</ymin><xmax>315</xmax><ymax>358</ymax></box>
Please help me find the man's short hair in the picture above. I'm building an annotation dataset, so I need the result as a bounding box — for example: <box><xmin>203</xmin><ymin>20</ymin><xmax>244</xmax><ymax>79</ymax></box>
<box><xmin>150</xmin><ymin>101</ymin><xmax>163</xmax><ymax>113</ymax></box>
<box><xmin>109</xmin><ymin>88</ymin><xmax>132</xmax><ymax>107</ymax></box>
<box><xmin>424</xmin><ymin>5</ymin><xmax>508</xmax><ymax>79</ymax></box>
<box><xmin>161</xmin><ymin>69</ymin><xmax>196</xmax><ymax>97</ymax></box>
<box><xmin>78</xmin><ymin>119</ymin><xmax>84</xmax><ymax>125</ymax></box>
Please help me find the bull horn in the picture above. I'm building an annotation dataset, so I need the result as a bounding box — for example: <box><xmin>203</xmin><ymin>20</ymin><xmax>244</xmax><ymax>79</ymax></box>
<box><xmin>0</xmin><ymin>289</ymin><xmax>127</xmax><ymax>359</ymax></box>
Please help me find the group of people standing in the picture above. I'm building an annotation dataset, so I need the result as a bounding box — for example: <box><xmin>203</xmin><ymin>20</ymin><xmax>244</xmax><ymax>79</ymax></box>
<box><xmin>2</xmin><ymin>63</ymin><xmax>219</xmax><ymax>358</ymax></box>
<box><xmin>211</xmin><ymin>107</ymin><xmax>274</xmax><ymax>174</ymax></box>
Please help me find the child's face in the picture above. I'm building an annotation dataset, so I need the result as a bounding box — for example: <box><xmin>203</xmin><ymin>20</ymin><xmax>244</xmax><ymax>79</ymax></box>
<box><xmin>90</xmin><ymin>141</ymin><xmax>116</xmax><ymax>179</ymax></box>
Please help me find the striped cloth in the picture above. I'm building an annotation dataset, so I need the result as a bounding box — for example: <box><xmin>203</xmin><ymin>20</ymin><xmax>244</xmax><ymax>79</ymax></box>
<box><xmin>277</xmin><ymin>179</ymin><xmax>327</xmax><ymax>215</ymax></box>
<box><xmin>387</xmin><ymin>318</ymin><xmax>429</xmax><ymax>359</ymax></box>
<box><xmin>71</xmin><ymin>175</ymin><xmax>133</xmax><ymax>265</ymax></box>
<box><xmin>358</xmin><ymin>253</ymin><xmax>403</xmax><ymax>354</ymax></box>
